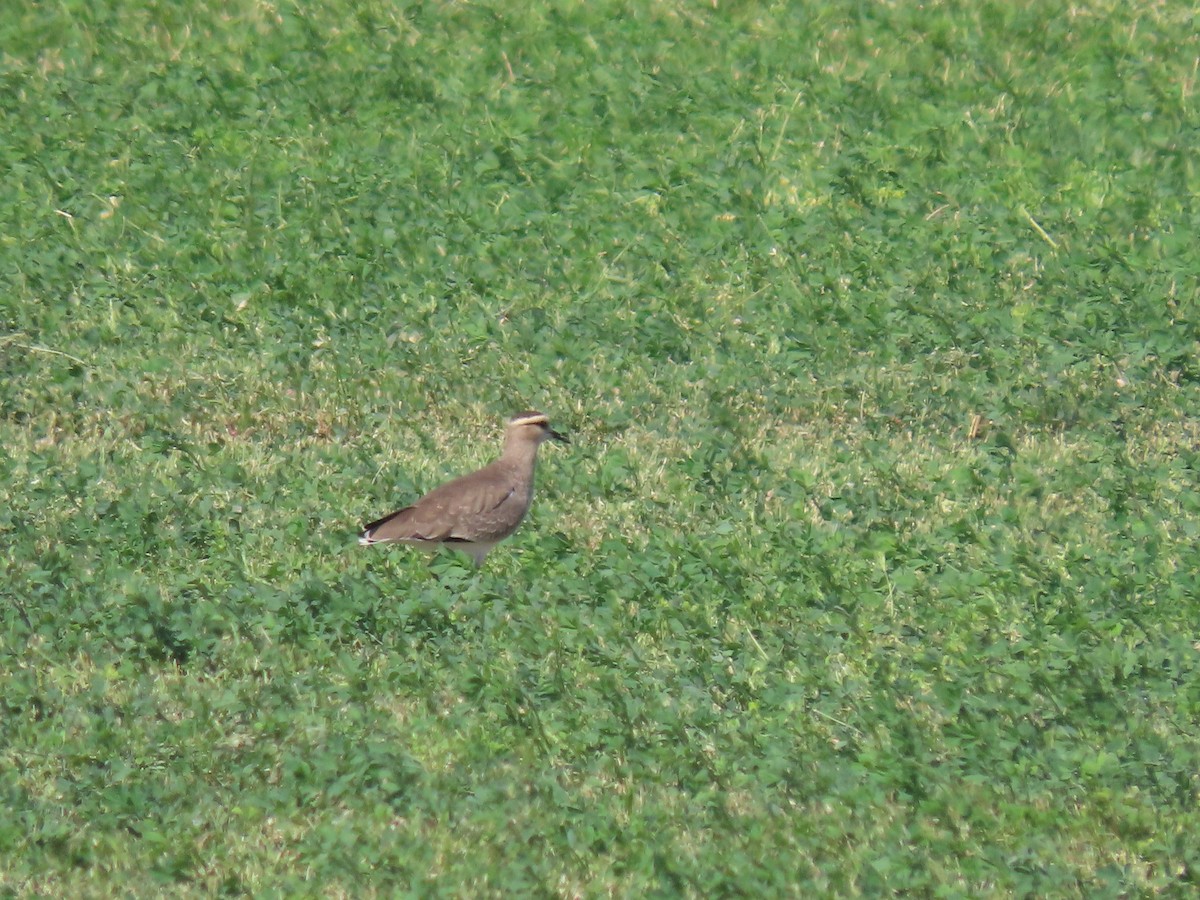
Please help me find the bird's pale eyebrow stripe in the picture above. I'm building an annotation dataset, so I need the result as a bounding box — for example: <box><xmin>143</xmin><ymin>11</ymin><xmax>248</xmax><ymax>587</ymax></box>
<box><xmin>510</xmin><ymin>413</ymin><xmax>549</xmax><ymax>427</ymax></box>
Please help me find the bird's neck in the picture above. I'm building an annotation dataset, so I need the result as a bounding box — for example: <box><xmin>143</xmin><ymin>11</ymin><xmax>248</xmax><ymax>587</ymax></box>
<box><xmin>500</xmin><ymin>439</ymin><xmax>540</xmax><ymax>470</ymax></box>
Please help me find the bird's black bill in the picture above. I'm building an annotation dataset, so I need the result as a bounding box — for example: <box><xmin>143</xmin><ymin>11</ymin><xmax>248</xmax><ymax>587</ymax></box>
<box><xmin>549</xmin><ymin>428</ymin><xmax>570</xmax><ymax>444</ymax></box>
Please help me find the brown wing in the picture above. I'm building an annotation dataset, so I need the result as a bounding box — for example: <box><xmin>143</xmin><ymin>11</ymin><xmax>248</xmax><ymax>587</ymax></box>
<box><xmin>361</xmin><ymin>462</ymin><xmax>518</xmax><ymax>543</ymax></box>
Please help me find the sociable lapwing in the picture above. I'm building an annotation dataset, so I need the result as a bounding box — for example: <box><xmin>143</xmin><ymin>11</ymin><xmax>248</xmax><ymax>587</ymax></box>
<box><xmin>359</xmin><ymin>410</ymin><xmax>569</xmax><ymax>566</ymax></box>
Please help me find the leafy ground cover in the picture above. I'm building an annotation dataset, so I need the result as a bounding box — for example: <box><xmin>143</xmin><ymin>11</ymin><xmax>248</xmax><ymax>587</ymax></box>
<box><xmin>2</xmin><ymin>0</ymin><xmax>1198</xmax><ymax>895</ymax></box>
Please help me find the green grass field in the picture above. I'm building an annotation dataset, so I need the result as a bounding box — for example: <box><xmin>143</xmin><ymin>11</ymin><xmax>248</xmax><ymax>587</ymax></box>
<box><xmin>3</xmin><ymin>0</ymin><xmax>1199</xmax><ymax>895</ymax></box>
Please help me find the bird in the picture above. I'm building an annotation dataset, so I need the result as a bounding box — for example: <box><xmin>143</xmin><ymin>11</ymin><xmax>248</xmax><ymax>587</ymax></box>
<box><xmin>359</xmin><ymin>410</ymin><xmax>569</xmax><ymax>566</ymax></box>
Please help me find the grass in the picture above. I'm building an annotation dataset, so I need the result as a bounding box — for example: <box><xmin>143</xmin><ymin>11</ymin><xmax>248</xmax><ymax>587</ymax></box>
<box><xmin>2</xmin><ymin>0</ymin><xmax>1199</xmax><ymax>895</ymax></box>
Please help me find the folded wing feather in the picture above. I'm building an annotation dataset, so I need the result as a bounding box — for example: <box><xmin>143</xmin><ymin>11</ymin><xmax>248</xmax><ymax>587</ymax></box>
<box><xmin>361</xmin><ymin>463</ymin><xmax>519</xmax><ymax>543</ymax></box>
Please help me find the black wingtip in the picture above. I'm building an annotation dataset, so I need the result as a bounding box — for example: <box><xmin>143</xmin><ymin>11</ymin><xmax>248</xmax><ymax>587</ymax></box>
<box><xmin>359</xmin><ymin>505</ymin><xmax>413</xmax><ymax>544</ymax></box>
